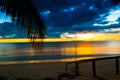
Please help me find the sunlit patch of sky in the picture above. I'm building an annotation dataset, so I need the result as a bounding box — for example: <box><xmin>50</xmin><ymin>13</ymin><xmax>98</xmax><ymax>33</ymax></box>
<box><xmin>42</xmin><ymin>10</ymin><xmax>51</xmax><ymax>15</ymax></box>
<box><xmin>103</xmin><ymin>28</ymin><xmax>120</xmax><ymax>33</ymax></box>
<box><xmin>63</xmin><ymin>7</ymin><xmax>76</xmax><ymax>12</ymax></box>
<box><xmin>89</xmin><ymin>5</ymin><xmax>97</xmax><ymax>10</ymax></box>
<box><xmin>93</xmin><ymin>6</ymin><xmax>120</xmax><ymax>26</ymax></box>
<box><xmin>0</xmin><ymin>12</ymin><xmax>12</xmax><ymax>23</ymax></box>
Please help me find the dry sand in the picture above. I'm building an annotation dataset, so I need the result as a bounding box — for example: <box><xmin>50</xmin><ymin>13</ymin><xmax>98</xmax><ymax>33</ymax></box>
<box><xmin>0</xmin><ymin>59</ymin><xmax>120</xmax><ymax>80</ymax></box>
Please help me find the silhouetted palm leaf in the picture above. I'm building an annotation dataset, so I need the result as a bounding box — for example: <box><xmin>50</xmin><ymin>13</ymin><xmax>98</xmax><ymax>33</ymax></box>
<box><xmin>0</xmin><ymin>0</ymin><xmax>46</xmax><ymax>51</ymax></box>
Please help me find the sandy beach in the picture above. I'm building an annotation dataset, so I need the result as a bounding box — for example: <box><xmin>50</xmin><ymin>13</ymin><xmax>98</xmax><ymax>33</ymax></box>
<box><xmin>0</xmin><ymin>59</ymin><xmax>120</xmax><ymax>80</ymax></box>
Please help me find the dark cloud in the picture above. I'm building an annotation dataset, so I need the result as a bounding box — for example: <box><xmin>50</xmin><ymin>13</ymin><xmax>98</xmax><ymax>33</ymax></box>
<box><xmin>35</xmin><ymin>0</ymin><xmax>86</xmax><ymax>11</ymax></box>
<box><xmin>35</xmin><ymin>0</ymin><xmax>114</xmax><ymax>30</ymax></box>
<box><xmin>37</xmin><ymin>0</ymin><xmax>112</xmax><ymax>27</ymax></box>
<box><xmin>0</xmin><ymin>0</ymin><xmax>120</xmax><ymax>38</ymax></box>
<box><xmin>46</xmin><ymin>22</ymin><xmax>120</xmax><ymax>37</ymax></box>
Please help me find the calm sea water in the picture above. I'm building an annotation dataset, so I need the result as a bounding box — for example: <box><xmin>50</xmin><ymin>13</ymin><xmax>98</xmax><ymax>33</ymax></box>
<box><xmin>0</xmin><ymin>41</ymin><xmax>120</xmax><ymax>62</ymax></box>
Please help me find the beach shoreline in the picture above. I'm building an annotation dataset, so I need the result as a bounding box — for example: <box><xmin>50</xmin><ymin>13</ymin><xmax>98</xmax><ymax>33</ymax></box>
<box><xmin>0</xmin><ymin>59</ymin><xmax>120</xmax><ymax>80</ymax></box>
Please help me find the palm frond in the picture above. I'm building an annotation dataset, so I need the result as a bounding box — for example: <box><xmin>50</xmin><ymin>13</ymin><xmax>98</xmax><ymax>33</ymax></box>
<box><xmin>0</xmin><ymin>0</ymin><xmax>46</xmax><ymax>51</ymax></box>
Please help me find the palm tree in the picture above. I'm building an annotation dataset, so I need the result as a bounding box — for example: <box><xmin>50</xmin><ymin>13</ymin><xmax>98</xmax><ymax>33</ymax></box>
<box><xmin>0</xmin><ymin>0</ymin><xmax>46</xmax><ymax>51</ymax></box>
<box><xmin>0</xmin><ymin>0</ymin><xmax>119</xmax><ymax>51</ymax></box>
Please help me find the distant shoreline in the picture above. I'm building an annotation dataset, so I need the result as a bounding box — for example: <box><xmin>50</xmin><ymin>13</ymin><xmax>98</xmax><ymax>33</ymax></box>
<box><xmin>0</xmin><ymin>38</ymin><xmax>120</xmax><ymax>43</ymax></box>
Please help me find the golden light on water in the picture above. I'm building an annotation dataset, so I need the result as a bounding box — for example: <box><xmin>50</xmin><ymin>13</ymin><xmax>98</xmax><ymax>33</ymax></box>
<box><xmin>60</xmin><ymin>40</ymin><xmax>120</xmax><ymax>55</ymax></box>
<box><xmin>0</xmin><ymin>33</ymin><xmax>120</xmax><ymax>64</ymax></box>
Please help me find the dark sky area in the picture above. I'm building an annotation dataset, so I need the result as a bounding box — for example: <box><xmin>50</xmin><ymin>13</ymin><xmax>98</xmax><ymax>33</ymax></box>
<box><xmin>0</xmin><ymin>0</ymin><xmax>120</xmax><ymax>38</ymax></box>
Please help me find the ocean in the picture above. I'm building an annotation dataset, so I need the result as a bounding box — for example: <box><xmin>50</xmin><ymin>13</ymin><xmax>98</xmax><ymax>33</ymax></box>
<box><xmin>0</xmin><ymin>41</ymin><xmax>120</xmax><ymax>63</ymax></box>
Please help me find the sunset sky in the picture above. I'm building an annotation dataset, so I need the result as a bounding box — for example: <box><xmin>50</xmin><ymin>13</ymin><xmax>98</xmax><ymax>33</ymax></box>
<box><xmin>0</xmin><ymin>0</ymin><xmax>120</xmax><ymax>38</ymax></box>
